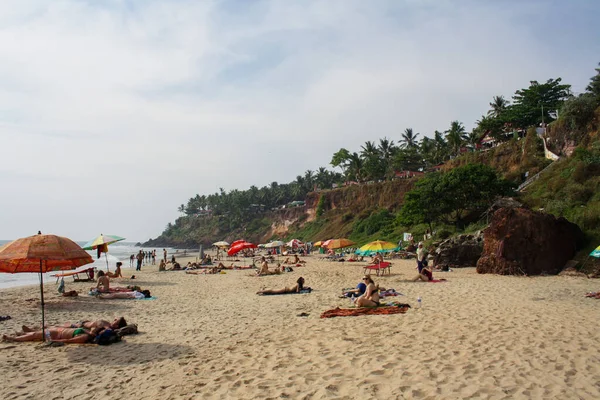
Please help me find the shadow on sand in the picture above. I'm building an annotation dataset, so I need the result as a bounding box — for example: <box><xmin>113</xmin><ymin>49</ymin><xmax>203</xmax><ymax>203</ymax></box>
<box><xmin>66</xmin><ymin>342</ymin><xmax>195</xmax><ymax>365</ymax></box>
<box><xmin>43</xmin><ymin>297</ymin><xmax>132</xmax><ymax>312</ymax></box>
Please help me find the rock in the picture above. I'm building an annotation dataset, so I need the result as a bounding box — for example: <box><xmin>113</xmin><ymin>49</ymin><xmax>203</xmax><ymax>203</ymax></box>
<box><xmin>433</xmin><ymin>233</ymin><xmax>484</xmax><ymax>269</ymax></box>
<box><xmin>476</xmin><ymin>207</ymin><xmax>584</xmax><ymax>276</ymax></box>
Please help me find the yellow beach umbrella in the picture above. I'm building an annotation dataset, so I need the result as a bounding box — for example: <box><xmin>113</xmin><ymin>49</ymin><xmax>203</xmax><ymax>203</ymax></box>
<box><xmin>357</xmin><ymin>240</ymin><xmax>398</xmax><ymax>255</ymax></box>
<box><xmin>313</xmin><ymin>241</ymin><xmax>323</xmax><ymax>248</ymax></box>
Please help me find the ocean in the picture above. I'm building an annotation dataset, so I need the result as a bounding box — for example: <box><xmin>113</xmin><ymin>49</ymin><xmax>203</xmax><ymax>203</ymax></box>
<box><xmin>0</xmin><ymin>240</ymin><xmax>179</xmax><ymax>289</ymax></box>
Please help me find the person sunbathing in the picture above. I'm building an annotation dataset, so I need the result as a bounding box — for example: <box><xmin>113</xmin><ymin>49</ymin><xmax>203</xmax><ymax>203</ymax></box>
<box><xmin>293</xmin><ymin>254</ymin><xmax>306</xmax><ymax>264</ymax></box>
<box><xmin>354</xmin><ymin>275</ymin><xmax>380</xmax><ymax>307</ymax></box>
<box><xmin>91</xmin><ymin>270</ymin><xmax>110</xmax><ymax>293</ymax></box>
<box><xmin>412</xmin><ymin>266</ymin><xmax>434</xmax><ymax>282</ymax></box>
<box><xmin>3</xmin><ymin>327</ymin><xmax>95</xmax><ymax>344</ymax></box>
<box><xmin>106</xmin><ymin>262</ymin><xmax>123</xmax><ymax>278</ymax></box>
<box><xmin>21</xmin><ymin>317</ymin><xmax>127</xmax><ymax>333</ymax></box>
<box><xmin>98</xmin><ymin>290</ymin><xmax>151</xmax><ymax>299</ymax></box>
<box><xmin>257</xmin><ymin>277</ymin><xmax>306</xmax><ymax>295</ymax></box>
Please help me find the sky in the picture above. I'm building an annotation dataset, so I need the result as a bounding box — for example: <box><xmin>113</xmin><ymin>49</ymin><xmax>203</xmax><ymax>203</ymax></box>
<box><xmin>0</xmin><ymin>0</ymin><xmax>598</xmax><ymax>242</ymax></box>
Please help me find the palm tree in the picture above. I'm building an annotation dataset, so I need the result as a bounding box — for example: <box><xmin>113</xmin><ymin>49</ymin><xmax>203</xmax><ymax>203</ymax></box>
<box><xmin>445</xmin><ymin>121</ymin><xmax>467</xmax><ymax>156</ymax></box>
<box><xmin>378</xmin><ymin>137</ymin><xmax>396</xmax><ymax>179</ymax></box>
<box><xmin>347</xmin><ymin>152</ymin><xmax>363</xmax><ymax>182</ymax></box>
<box><xmin>488</xmin><ymin>95</ymin><xmax>509</xmax><ymax>118</ymax></box>
<box><xmin>360</xmin><ymin>141</ymin><xmax>379</xmax><ymax>158</ymax></box>
<box><xmin>465</xmin><ymin>131</ymin><xmax>481</xmax><ymax>149</ymax></box>
<box><xmin>304</xmin><ymin>170</ymin><xmax>315</xmax><ymax>191</ymax></box>
<box><xmin>420</xmin><ymin>137</ymin><xmax>435</xmax><ymax>166</ymax></box>
<box><xmin>400</xmin><ymin>128</ymin><xmax>420</xmax><ymax>149</ymax></box>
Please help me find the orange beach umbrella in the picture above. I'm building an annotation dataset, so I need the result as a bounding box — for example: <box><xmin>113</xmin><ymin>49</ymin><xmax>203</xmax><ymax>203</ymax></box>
<box><xmin>324</xmin><ymin>238</ymin><xmax>355</xmax><ymax>250</ymax></box>
<box><xmin>0</xmin><ymin>232</ymin><xmax>93</xmax><ymax>341</ymax></box>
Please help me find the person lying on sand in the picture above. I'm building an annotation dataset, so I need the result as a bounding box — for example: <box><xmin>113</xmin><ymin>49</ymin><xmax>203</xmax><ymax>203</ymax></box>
<box><xmin>21</xmin><ymin>317</ymin><xmax>127</xmax><ymax>333</ymax></box>
<box><xmin>98</xmin><ymin>290</ymin><xmax>152</xmax><ymax>299</ymax></box>
<box><xmin>106</xmin><ymin>262</ymin><xmax>123</xmax><ymax>278</ymax></box>
<box><xmin>257</xmin><ymin>277</ymin><xmax>306</xmax><ymax>295</ymax></box>
<box><xmin>3</xmin><ymin>327</ymin><xmax>95</xmax><ymax>344</ymax></box>
<box><xmin>412</xmin><ymin>266</ymin><xmax>434</xmax><ymax>282</ymax></box>
<box><xmin>354</xmin><ymin>275</ymin><xmax>380</xmax><ymax>307</ymax></box>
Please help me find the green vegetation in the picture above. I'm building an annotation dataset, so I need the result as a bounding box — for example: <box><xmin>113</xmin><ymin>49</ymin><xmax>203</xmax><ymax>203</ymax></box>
<box><xmin>398</xmin><ymin>164</ymin><xmax>515</xmax><ymax>230</ymax></box>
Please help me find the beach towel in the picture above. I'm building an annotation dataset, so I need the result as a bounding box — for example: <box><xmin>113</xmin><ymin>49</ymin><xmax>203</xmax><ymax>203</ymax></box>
<box><xmin>320</xmin><ymin>304</ymin><xmax>410</xmax><ymax>318</ymax></box>
<box><xmin>429</xmin><ymin>279</ymin><xmax>447</xmax><ymax>283</ymax></box>
<box><xmin>379</xmin><ymin>288</ymin><xmax>402</xmax><ymax>297</ymax></box>
<box><xmin>260</xmin><ymin>288</ymin><xmax>313</xmax><ymax>296</ymax></box>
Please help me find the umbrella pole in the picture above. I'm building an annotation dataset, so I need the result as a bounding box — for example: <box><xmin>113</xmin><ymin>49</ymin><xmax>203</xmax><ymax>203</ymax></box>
<box><xmin>39</xmin><ymin>260</ymin><xmax>46</xmax><ymax>342</ymax></box>
<box><xmin>105</xmin><ymin>252</ymin><xmax>110</xmax><ymax>272</ymax></box>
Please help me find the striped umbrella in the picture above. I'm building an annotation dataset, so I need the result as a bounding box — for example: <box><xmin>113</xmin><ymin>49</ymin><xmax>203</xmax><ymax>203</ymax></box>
<box><xmin>82</xmin><ymin>234</ymin><xmax>126</xmax><ymax>271</ymax></box>
<box><xmin>356</xmin><ymin>240</ymin><xmax>398</xmax><ymax>256</ymax></box>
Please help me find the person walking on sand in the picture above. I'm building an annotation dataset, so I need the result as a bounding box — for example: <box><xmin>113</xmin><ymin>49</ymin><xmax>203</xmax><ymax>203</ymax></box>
<box><xmin>136</xmin><ymin>250</ymin><xmax>144</xmax><ymax>271</ymax></box>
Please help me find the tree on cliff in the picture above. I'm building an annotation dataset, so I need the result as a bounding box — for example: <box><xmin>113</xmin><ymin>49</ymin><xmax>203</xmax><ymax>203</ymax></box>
<box><xmin>586</xmin><ymin>62</ymin><xmax>600</xmax><ymax>104</ymax></box>
<box><xmin>399</xmin><ymin>164</ymin><xmax>515</xmax><ymax>229</ymax></box>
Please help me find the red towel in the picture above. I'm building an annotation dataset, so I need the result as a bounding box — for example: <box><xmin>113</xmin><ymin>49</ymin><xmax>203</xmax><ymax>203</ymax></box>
<box><xmin>320</xmin><ymin>306</ymin><xmax>409</xmax><ymax>318</ymax></box>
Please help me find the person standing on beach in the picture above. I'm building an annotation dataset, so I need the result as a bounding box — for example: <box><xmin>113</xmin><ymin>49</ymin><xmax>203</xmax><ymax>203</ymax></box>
<box><xmin>416</xmin><ymin>242</ymin><xmax>428</xmax><ymax>273</ymax></box>
<box><xmin>129</xmin><ymin>254</ymin><xmax>135</xmax><ymax>267</ymax></box>
<box><xmin>163</xmin><ymin>248</ymin><xmax>167</xmax><ymax>263</ymax></box>
<box><xmin>136</xmin><ymin>250</ymin><xmax>144</xmax><ymax>271</ymax></box>
<box><xmin>152</xmin><ymin>250</ymin><xmax>156</xmax><ymax>265</ymax></box>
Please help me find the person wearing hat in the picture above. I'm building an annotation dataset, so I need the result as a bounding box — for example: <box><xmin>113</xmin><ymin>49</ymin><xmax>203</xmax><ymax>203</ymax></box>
<box><xmin>416</xmin><ymin>242</ymin><xmax>428</xmax><ymax>273</ymax></box>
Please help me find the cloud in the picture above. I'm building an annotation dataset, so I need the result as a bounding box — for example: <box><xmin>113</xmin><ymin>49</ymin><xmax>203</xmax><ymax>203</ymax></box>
<box><xmin>0</xmin><ymin>0</ymin><xmax>598</xmax><ymax>241</ymax></box>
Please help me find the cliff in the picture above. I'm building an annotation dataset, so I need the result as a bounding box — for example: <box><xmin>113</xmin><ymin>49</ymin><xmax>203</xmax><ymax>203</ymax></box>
<box><xmin>144</xmin><ymin>179</ymin><xmax>415</xmax><ymax>248</ymax></box>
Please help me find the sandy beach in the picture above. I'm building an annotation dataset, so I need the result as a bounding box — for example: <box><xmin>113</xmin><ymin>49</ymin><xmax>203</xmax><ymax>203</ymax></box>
<box><xmin>1</xmin><ymin>253</ymin><xmax>600</xmax><ymax>400</ymax></box>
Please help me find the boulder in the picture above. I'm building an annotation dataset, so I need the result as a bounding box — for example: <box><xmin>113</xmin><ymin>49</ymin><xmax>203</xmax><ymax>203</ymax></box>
<box><xmin>433</xmin><ymin>233</ymin><xmax>484</xmax><ymax>269</ymax></box>
<box><xmin>476</xmin><ymin>207</ymin><xmax>584</xmax><ymax>275</ymax></box>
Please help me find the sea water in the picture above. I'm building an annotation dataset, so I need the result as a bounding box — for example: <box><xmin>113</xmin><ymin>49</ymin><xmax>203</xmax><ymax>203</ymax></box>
<box><xmin>0</xmin><ymin>240</ymin><xmax>177</xmax><ymax>289</ymax></box>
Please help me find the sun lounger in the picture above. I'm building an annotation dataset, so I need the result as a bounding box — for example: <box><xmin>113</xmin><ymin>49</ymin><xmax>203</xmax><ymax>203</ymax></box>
<box><xmin>53</xmin><ymin>268</ymin><xmax>95</xmax><ymax>283</ymax></box>
<box><xmin>363</xmin><ymin>262</ymin><xmax>391</xmax><ymax>276</ymax></box>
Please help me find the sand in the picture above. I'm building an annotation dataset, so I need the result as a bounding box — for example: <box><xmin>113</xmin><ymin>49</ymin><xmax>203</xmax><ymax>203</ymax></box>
<box><xmin>1</xmin><ymin>253</ymin><xmax>600</xmax><ymax>400</ymax></box>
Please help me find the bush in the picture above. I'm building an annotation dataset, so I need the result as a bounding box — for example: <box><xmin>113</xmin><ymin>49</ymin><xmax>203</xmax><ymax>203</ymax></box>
<box><xmin>436</xmin><ymin>229</ymin><xmax>452</xmax><ymax>240</ymax></box>
<box><xmin>353</xmin><ymin>210</ymin><xmax>395</xmax><ymax>236</ymax></box>
<box><xmin>316</xmin><ymin>195</ymin><xmax>326</xmax><ymax>218</ymax></box>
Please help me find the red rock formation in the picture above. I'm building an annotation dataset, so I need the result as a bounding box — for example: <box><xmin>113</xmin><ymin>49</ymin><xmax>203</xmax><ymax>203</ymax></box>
<box><xmin>476</xmin><ymin>207</ymin><xmax>584</xmax><ymax>275</ymax></box>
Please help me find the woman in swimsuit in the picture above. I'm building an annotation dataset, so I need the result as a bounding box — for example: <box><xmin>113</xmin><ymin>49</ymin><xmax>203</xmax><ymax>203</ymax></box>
<box><xmin>412</xmin><ymin>266</ymin><xmax>434</xmax><ymax>281</ymax></box>
<box><xmin>106</xmin><ymin>262</ymin><xmax>123</xmax><ymax>278</ymax></box>
<box><xmin>2</xmin><ymin>327</ymin><xmax>94</xmax><ymax>343</ymax></box>
<box><xmin>355</xmin><ymin>275</ymin><xmax>380</xmax><ymax>307</ymax></box>
<box><xmin>257</xmin><ymin>277</ymin><xmax>305</xmax><ymax>295</ymax></box>
<box><xmin>92</xmin><ymin>270</ymin><xmax>110</xmax><ymax>293</ymax></box>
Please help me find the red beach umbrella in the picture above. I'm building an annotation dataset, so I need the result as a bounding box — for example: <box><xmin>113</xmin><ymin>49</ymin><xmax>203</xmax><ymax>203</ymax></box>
<box><xmin>227</xmin><ymin>242</ymin><xmax>257</xmax><ymax>256</ymax></box>
<box><xmin>0</xmin><ymin>232</ymin><xmax>93</xmax><ymax>341</ymax></box>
